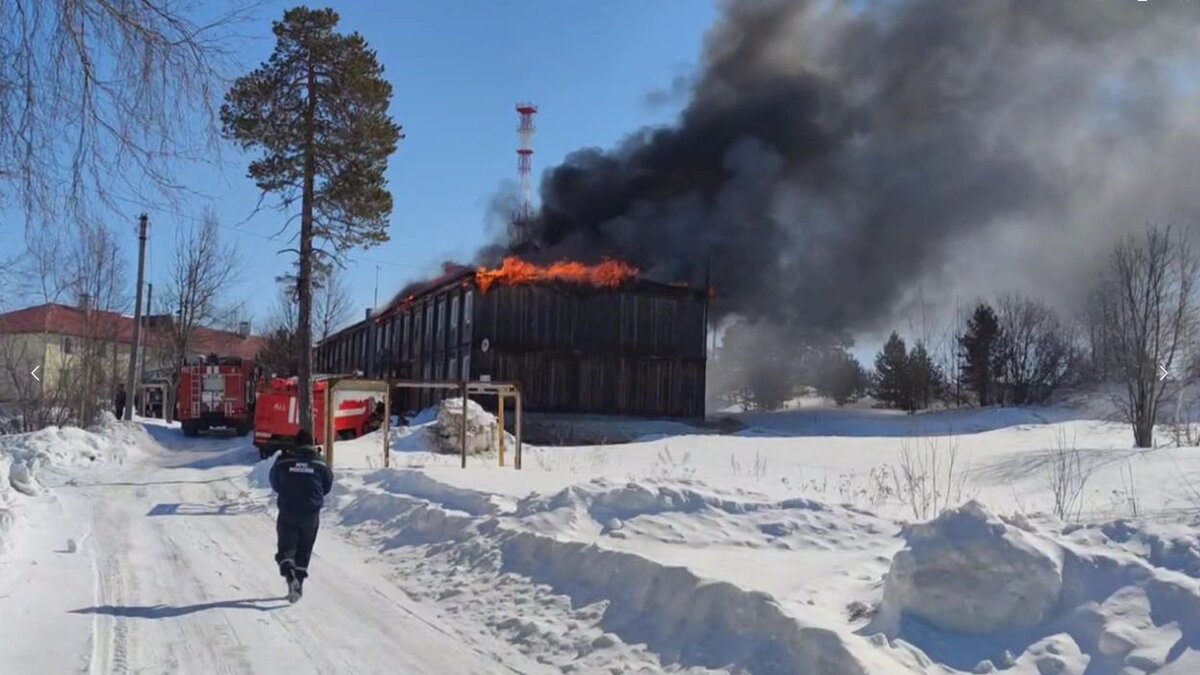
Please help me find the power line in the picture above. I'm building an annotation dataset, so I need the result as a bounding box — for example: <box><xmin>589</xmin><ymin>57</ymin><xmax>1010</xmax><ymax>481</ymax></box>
<box><xmin>129</xmin><ymin>202</ymin><xmax>449</xmax><ymax>273</ymax></box>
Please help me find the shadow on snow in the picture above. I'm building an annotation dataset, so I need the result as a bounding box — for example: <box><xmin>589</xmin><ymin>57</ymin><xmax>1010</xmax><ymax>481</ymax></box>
<box><xmin>727</xmin><ymin>405</ymin><xmax>1108</xmax><ymax>439</ymax></box>
<box><xmin>147</xmin><ymin>501</ymin><xmax>266</xmax><ymax>516</ymax></box>
<box><xmin>70</xmin><ymin>597</ymin><xmax>288</xmax><ymax>618</ymax></box>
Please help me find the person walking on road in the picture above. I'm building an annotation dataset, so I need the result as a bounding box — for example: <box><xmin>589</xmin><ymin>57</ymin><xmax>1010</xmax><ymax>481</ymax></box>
<box><xmin>269</xmin><ymin>429</ymin><xmax>333</xmax><ymax>602</ymax></box>
<box><xmin>114</xmin><ymin>383</ymin><xmax>127</xmax><ymax>420</ymax></box>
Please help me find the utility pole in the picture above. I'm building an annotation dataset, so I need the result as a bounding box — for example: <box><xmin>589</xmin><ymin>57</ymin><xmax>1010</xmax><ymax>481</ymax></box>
<box><xmin>125</xmin><ymin>214</ymin><xmax>149</xmax><ymax>420</ymax></box>
<box><xmin>139</xmin><ymin>282</ymin><xmax>153</xmax><ymax>410</ymax></box>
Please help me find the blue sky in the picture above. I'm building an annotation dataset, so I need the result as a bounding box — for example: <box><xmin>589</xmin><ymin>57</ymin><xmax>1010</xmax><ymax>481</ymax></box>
<box><xmin>2</xmin><ymin>1</ymin><xmax>719</xmax><ymax>333</ymax></box>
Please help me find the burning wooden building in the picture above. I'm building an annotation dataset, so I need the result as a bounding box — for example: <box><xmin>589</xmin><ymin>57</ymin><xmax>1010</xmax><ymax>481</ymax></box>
<box><xmin>315</xmin><ymin>258</ymin><xmax>708</xmax><ymax>418</ymax></box>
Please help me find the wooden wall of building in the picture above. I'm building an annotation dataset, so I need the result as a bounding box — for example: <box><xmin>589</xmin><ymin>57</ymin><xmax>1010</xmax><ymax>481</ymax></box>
<box><xmin>472</xmin><ymin>284</ymin><xmax>706</xmax><ymax>417</ymax></box>
<box><xmin>315</xmin><ymin>279</ymin><xmax>707</xmax><ymax>418</ymax></box>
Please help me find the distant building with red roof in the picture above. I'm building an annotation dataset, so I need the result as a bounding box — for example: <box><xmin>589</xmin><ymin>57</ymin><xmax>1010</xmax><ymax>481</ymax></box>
<box><xmin>0</xmin><ymin>302</ymin><xmax>267</xmax><ymax>401</ymax></box>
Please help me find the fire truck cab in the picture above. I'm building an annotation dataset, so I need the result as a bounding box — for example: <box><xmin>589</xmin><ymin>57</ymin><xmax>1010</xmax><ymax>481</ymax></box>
<box><xmin>176</xmin><ymin>355</ymin><xmax>257</xmax><ymax>438</ymax></box>
<box><xmin>252</xmin><ymin>376</ymin><xmax>382</xmax><ymax>459</ymax></box>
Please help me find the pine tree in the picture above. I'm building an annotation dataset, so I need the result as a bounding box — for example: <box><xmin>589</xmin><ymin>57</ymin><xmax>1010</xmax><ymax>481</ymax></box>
<box><xmin>222</xmin><ymin>7</ymin><xmax>403</xmax><ymax>435</ymax></box>
<box><xmin>907</xmin><ymin>341</ymin><xmax>945</xmax><ymax>411</ymax></box>
<box><xmin>873</xmin><ymin>332</ymin><xmax>911</xmax><ymax>410</ymax></box>
<box><xmin>958</xmin><ymin>303</ymin><xmax>1003</xmax><ymax>407</ymax></box>
<box><xmin>257</xmin><ymin>327</ymin><xmax>301</xmax><ymax>378</ymax></box>
<box><xmin>815</xmin><ymin>348</ymin><xmax>867</xmax><ymax>406</ymax></box>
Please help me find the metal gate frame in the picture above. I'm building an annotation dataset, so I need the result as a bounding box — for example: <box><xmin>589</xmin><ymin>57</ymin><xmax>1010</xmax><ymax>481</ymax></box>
<box><xmin>321</xmin><ymin>378</ymin><xmax>523</xmax><ymax>470</ymax></box>
<box><xmin>322</xmin><ymin>377</ymin><xmax>391</xmax><ymax>470</ymax></box>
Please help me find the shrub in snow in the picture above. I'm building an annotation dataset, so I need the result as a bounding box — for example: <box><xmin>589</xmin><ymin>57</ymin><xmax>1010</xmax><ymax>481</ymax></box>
<box><xmin>432</xmin><ymin>397</ymin><xmax>514</xmax><ymax>456</ymax></box>
<box><xmin>877</xmin><ymin>501</ymin><xmax>1064</xmax><ymax>635</ymax></box>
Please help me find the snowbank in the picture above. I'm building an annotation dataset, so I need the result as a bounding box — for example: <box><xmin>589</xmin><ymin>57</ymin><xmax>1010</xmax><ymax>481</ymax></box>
<box><xmin>248</xmin><ymin>457</ymin><xmax>273</xmax><ymax>489</ymax></box>
<box><xmin>238</xmin><ymin>397</ymin><xmax>1200</xmax><ymax>673</ymax></box>
<box><xmin>864</xmin><ymin>501</ymin><xmax>1200</xmax><ymax>673</ymax></box>
<box><xmin>319</xmin><ymin>462</ymin><xmax>1200</xmax><ymax>674</ymax></box>
<box><xmin>0</xmin><ymin>413</ymin><xmax>141</xmax><ymax>494</ymax></box>
<box><xmin>876</xmin><ymin>501</ymin><xmax>1064</xmax><ymax>634</ymax></box>
<box><xmin>0</xmin><ymin>413</ymin><xmax>146</xmax><ymax>553</ymax></box>
<box><xmin>328</xmin><ymin>470</ymin><xmax>916</xmax><ymax>673</ymax></box>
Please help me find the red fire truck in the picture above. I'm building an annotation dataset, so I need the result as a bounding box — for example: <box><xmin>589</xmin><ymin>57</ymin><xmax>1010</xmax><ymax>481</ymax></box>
<box><xmin>252</xmin><ymin>376</ymin><xmax>382</xmax><ymax>459</ymax></box>
<box><xmin>176</xmin><ymin>355</ymin><xmax>257</xmax><ymax>437</ymax></box>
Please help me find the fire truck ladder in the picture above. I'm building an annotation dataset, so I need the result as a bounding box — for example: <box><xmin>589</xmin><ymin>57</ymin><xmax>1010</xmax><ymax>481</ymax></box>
<box><xmin>191</xmin><ymin>369</ymin><xmax>202</xmax><ymax>418</ymax></box>
<box><xmin>225</xmin><ymin>372</ymin><xmax>239</xmax><ymax>417</ymax></box>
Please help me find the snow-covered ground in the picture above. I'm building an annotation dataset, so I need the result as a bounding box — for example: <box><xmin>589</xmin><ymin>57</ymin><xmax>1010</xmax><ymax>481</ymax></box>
<box><xmin>2</xmin><ymin>396</ymin><xmax>1200</xmax><ymax>673</ymax></box>
<box><xmin>318</xmin><ymin>397</ymin><xmax>1200</xmax><ymax>673</ymax></box>
<box><xmin>0</xmin><ymin>416</ymin><xmax>548</xmax><ymax>674</ymax></box>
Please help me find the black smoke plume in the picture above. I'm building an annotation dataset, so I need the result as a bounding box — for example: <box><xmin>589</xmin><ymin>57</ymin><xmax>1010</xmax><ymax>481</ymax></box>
<box><xmin>484</xmin><ymin>0</ymin><xmax>1200</xmax><ymax>332</ymax></box>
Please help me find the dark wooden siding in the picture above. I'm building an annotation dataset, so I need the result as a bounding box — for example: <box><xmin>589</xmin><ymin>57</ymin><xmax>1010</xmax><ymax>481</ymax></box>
<box><xmin>471</xmin><ymin>284</ymin><xmax>706</xmax><ymax>417</ymax></box>
<box><xmin>315</xmin><ymin>279</ymin><xmax>706</xmax><ymax>418</ymax></box>
<box><xmin>475</xmin><ymin>286</ymin><xmax>705</xmax><ymax>359</ymax></box>
<box><xmin>477</xmin><ymin>351</ymin><xmax>704</xmax><ymax>417</ymax></box>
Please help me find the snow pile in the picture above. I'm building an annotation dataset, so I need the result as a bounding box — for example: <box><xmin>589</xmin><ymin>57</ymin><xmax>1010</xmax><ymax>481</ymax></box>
<box><xmin>327</xmin><ymin>470</ymin><xmax>915</xmax><ymax>673</ymax></box>
<box><xmin>860</xmin><ymin>501</ymin><xmax>1200</xmax><ymax>673</ymax></box>
<box><xmin>0</xmin><ymin>413</ymin><xmax>144</xmax><ymax>553</ymax></box>
<box><xmin>432</xmin><ymin>397</ymin><xmax>515</xmax><ymax>456</ymax></box>
<box><xmin>234</xmin><ymin>397</ymin><xmax>1200</xmax><ymax>673</ymax></box>
<box><xmin>877</xmin><ymin>501</ymin><xmax>1064</xmax><ymax>634</ymax></box>
<box><xmin>1063</xmin><ymin>519</ymin><xmax>1200</xmax><ymax>579</ymax></box>
<box><xmin>333</xmin><ymin>398</ymin><xmax>514</xmax><ymax>467</ymax></box>
<box><xmin>0</xmin><ymin>413</ymin><xmax>139</xmax><ymax>496</ymax></box>
<box><xmin>321</xmin><ymin>459</ymin><xmax>1200</xmax><ymax>674</ymax></box>
<box><xmin>248</xmin><ymin>457</ymin><xmax>273</xmax><ymax>489</ymax></box>
<box><xmin>0</xmin><ymin>466</ymin><xmax>15</xmax><ymax>553</ymax></box>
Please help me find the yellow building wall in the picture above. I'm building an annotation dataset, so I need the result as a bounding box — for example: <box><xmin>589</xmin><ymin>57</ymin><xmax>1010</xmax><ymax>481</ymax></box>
<box><xmin>0</xmin><ymin>333</ymin><xmax>133</xmax><ymax>402</ymax></box>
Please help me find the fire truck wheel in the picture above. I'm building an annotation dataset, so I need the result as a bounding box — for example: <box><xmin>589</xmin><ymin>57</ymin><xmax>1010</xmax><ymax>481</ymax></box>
<box><xmin>181</xmin><ymin>421</ymin><xmax>198</xmax><ymax>437</ymax></box>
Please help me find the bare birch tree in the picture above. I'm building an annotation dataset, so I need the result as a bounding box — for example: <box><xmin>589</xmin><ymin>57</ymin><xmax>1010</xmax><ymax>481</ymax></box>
<box><xmin>1106</xmin><ymin>226</ymin><xmax>1199</xmax><ymax>448</ymax></box>
<box><xmin>155</xmin><ymin>209</ymin><xmax>243</xmax><ymax>421</ymax></box>
<box><xmin>68</xmin><ymin>223</ymin><xmax>129</xmax><ymax>425</ymax></box>
<box><xmin>995</xmin><ymin>294</ymin><xmax>1073</xmax><ymax>405</ymax></box>
<box><xmin>0</xmin><ymin>1</ymin><xmax>259</xmax><ymax>230</ymax></box>
<box><xmin>1</xmin><ymin>222</ymin><xmax>127</xmax><ymax>427</ymax></box>
<box><xmin>315</xmin><ymin>268</ymin><xmax>353</xmax><ymax>344</ymax></box>
<box><xmin>1079</xmin><ymin>285</ymin><xmax>1121</xmax><ymax>383</ymax></box>
<box><xmin>256</xmin><ymin>284</ymin><xmax>301</xmax><ymax>378</ymax></box>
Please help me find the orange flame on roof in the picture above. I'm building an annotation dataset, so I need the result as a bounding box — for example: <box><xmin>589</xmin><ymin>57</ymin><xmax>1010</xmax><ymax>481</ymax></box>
<box><xmin>475</xmin><ymin>257</ymin><xmax>639</xmax><ymax>293</ymax></box>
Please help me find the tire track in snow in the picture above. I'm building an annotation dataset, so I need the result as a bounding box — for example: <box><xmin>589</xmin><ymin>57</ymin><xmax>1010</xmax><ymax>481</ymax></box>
<box><xmin>86</xmin><ymin>492</ymin><xmax>131</xmax><ymax>675</ymax></box>
<box><xmin>156</xmin><ymin>520</ymin><xmax>255</xmax><ymax>674</ymax></box>
<box><xmin>190</xmin><ymin>519</ymin><xmax>334</xmax><ymax>674</ymax></box>
<box><xmin>64</xmin><ymin>435</ymin><xmax>541</xmax><ymax>674</ymax></box>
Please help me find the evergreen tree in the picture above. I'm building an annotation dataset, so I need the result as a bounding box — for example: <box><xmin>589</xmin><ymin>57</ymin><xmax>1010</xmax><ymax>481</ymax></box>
<box><xmin>747</xmin><ymin>361</ymin><xmax>794</xmax><ymax>411</ymax></box>
<box><xmin>907</xmin><ymin>341</ymin><xmax>945</xmax><ymax>411</ymax></box>
<box><xmin>257</xmin><ymin>327</ymin><xmax>301</xmax><ymax>378</ymax></box>
<box><xmin>958</xmin><ymin>303</ymin><xmax>1003</xmax><ymax>407</ymax></box>
<box><xmin>815</xmin><ymin>348</ymin><xmax>867</xmax><ymax>406</ymax></box>
<box><xmin>713</xmin><ymin>321</ymin><xmax>799</xmax><ymax>411</ymax></box>
<box><xmin>873</xmin><ymin>332</ymin><xmax>911</xmax><ymax>410</ymax></box>
<box><xmin>222</xmin><ymin>7</ymin><xmax>404</xmax><ymax>434</ymax></box>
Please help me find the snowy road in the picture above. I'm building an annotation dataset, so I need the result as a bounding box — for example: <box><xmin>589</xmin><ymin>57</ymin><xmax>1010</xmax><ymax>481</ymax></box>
<box><xmin>0</xmin><ymin>430</ymin><xmax>542</xmax><ymax>675</ymax></box>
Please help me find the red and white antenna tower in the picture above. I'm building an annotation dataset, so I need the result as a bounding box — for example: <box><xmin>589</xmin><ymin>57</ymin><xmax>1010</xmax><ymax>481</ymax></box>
<box><xmin>514</xmin><ymin>102</ymin><xmax>538</xmax><ymax>236</ymax></box>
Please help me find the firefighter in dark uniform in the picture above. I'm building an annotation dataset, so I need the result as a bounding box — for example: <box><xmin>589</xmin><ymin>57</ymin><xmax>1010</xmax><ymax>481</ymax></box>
<box><xmin>268</xmin><ymin>429</ymin><xmax>333</xmax><ymax>601</ymax></box>
<box><xmin>114</xmin><ymin>383</ymin><xmax>127</xmax><ymax>420</ymax></box>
